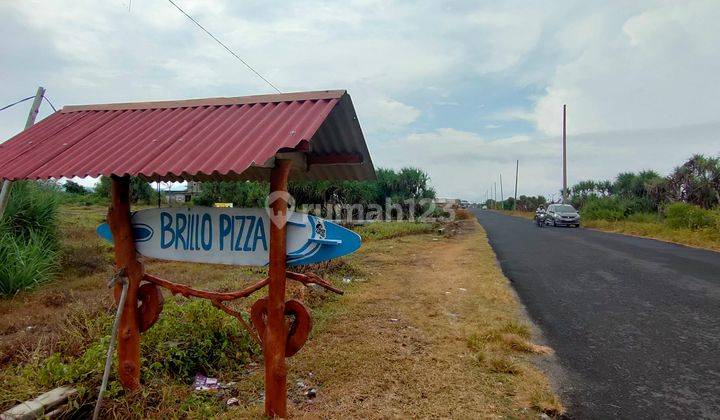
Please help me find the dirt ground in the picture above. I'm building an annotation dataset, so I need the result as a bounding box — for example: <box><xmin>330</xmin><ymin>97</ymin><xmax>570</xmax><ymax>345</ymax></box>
<box><xmin>271</xmin><ymin>220</ymin><xmax>560</xmax><ymax>418</ymax></box>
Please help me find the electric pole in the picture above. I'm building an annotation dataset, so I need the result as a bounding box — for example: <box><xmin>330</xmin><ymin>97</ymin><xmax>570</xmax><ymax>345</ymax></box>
<box><xmin>493</xmin><ymin>182</ymin><xmax>497</xmax><ymax>209</ymax></box>
<box><xmin>514</xmin><ymin>160</ymin><xmax>519</xmax><ymax>210</ymax></box>
<box><xmin>499</xmin><ymin>173</ymin><xmax>504</xmax><ymax>210</ymax></box>
<box><xmin>562</xmin><ymin>104</ymin><xmax>567</xmax><ymax>203</ymax></box>
<box><xmin>0</xmin><ymin>86</ymin><xmax>46</xmax><ymax>219</ymax></box>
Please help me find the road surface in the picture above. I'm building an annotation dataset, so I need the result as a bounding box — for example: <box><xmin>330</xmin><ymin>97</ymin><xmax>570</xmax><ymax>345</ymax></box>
<box><xmin>473</xmin><ymin>210</ymin><xmax>720</xmax><ymax>419</ymax></box>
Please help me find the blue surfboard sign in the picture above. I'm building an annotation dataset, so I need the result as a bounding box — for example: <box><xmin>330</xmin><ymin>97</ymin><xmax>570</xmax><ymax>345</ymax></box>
<box><xmin>96</xmin><ymin>207</ymin><xmax>361</xmax><ymax>267</ymax></box>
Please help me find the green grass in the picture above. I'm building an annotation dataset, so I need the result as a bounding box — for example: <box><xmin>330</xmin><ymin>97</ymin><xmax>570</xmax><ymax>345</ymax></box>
<box><xmin>664</xmin><ymin>202</ymin><xmax>719</xmax><ymax>229</ymax></box>
<box><xmin>0</xmin><ymin>298</ymin><xmax>259</xmax><ymax>416</ymax></box>
<box><xmin>353</xmin><ymin>221</ymin><xmax>436</xmax><ymax>240</ymax></box>
<box><xmin>0</xmin><ymin>181</ymin><xmax>60</xmax><ymax>296</ymax></box>
<box><xmin>0</xmin><ymin>229</ymin><xmax>59</xmax><ymax>296</ymax></box>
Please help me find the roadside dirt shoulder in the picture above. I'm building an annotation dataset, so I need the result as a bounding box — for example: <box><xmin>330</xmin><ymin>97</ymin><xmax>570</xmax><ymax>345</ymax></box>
<box><xmin>285</xmin><ymin>220</ymin><xmax>563</xmax><ymax>418</ymax></box>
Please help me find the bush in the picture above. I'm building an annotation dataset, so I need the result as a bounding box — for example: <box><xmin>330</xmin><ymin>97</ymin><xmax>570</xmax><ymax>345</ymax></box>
<box><xmin>580</xmin><ymin>197</ymin><xmax>625</xmax><ymax>221</ymax></box>
<box><xmin>95</xmin><ymin>176</ymin><xmax>158</xmax><ymax>204</ymax></box>
<box><xmin>58</xmin><ymin>192</ymin><xmax>107</xmax><ymax>207</ymax></box>
<box><xmin>621</xmin><ymin>196</ymin><xmax>654</xmax><ymax>215</ymax></box>
<box><xmin>626</xmin><ymin>212</ymin><xmax>661</xmax><ymax>223</ymax></box>
<box><xmin>0</xmin><ymin>229</ymin><xmax>59</xmax><ymax>296</ymax></box>
<box><xmin>2</xmin><ymin>181</ymin><xmax>58</xmax><ymax>240</ymax></box>
<box><xmin>194</xmin><ymin>181</ymin><xmax>268</xmax><ymax>207</ymax></box>
<box><xmin>141</xmin><ymin>299</ymin><xmax>258</xmax><ymax>379</ymax></box>
<box><xmin>64</xmin><ymin>180</ymin><xmax>87</xmax><ymax>195</ymax></box>
<box><xmin>0</xmin><ymin>182</ymin><xmax>60</xmax><ymax>296</ymax></box>
<box><xmin>664</xmin><ymin>202</ymin><xmax>717</xmax><ymax>229</ymax></box>
<box><xmin>1</xmin><ymin>299</ymin><xmax>258</xmax><ymax>413</ymax></box>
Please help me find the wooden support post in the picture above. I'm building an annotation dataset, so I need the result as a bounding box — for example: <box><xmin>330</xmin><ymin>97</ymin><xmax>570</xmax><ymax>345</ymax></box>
<box><xmin>107</xmin><ymin>175</ymin><xmax>143</xmax><ymax>390</ymax></box>
<box><xmin>265</xmin><ymin>159</ymin><xmax>292</xmax><ymax>417</ymax></box>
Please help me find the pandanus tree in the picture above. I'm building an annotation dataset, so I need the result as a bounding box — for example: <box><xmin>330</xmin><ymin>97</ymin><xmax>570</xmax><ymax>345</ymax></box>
<box><xmin>666</xmin><ymin>154</ymin><xmax>720</xmax><ymax>209</ymax></box>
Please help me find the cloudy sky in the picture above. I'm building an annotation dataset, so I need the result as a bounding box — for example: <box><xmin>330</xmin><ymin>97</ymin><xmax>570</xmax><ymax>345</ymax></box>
<box><xmin>1</xmin><ymin>0</ymin><xmax>718</xmax><ymax>201</ymax></box>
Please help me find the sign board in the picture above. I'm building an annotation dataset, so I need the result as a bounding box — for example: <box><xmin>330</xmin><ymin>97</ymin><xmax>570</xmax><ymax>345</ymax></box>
<box><xmin>97</xmin><ymin>207</ymin><xmax>360</xmax><ymax>266</ymax></box>
<box><xmin>213</xmin><ymin>203</ymin><xmax>234</xmax><ymax>208</ymax></box>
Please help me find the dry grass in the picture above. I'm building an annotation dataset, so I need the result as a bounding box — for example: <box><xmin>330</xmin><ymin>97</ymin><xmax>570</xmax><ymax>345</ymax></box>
<box><xmin>495</xmin><ymin>209</ymin><xmax>534</xmax><ymax>220</ymax></box>
<box><xmin>582</xmin><ymin>219</ymin><xmax>720</xmax><ymax>252</ymax></box>
<box><xmin>352</xmin><ymin>221</ymin><xmax>436</xmax><ymax>240</ymax></box>
<box><xmin>454</xmin><ymin>208</ymin><xmax>475</xmax><ymax>220</ymax></box>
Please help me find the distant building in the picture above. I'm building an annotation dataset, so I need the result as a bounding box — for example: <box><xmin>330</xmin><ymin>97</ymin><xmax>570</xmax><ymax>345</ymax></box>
<box><xmin>434</xmin><ymin>198</ymin><xmax>461</xmax><ymax>208</ymax></box>
<box><xmin>166</xmin><ymin>181</ymin><xmax>202</xmax><ymax>205</ymax></box>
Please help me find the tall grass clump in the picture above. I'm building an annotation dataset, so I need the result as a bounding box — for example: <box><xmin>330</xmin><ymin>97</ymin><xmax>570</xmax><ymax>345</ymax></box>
<box><xmin>354</xmin><ymin>221</ymin><xmax>435</xmax><ymax>240</ymax></box>
<box><xmin>664</xmin><ymin>202</ymin><xmax>718</xmax><ymax>229</ymax></box>
<box><xmin>580</xmin><ymin>197</ymin><xmax>625</xmax><ymax>221</ymax></box>
<box><xmin>0</xmin><ymin>181</ymin><xmax>60</xmax><ymax>296</ymax></box>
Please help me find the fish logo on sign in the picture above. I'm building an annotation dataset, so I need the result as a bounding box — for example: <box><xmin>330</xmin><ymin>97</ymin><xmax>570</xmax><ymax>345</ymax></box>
<box><xmin>133</xmin><ymin>224</ymin><xmax>154</xmax><ymax>242</ymax></box>
<box><xmin>96</xmin><ymin>207</ymin><xmax>361</xmax><ymax>267</ymax></box>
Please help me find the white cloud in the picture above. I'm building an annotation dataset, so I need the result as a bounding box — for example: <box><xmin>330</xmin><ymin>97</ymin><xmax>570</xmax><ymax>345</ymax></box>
<box><xmin>0</xmin><ymin>0</ymin><xmax>551</xmax><ymax>139</ymax></box>
<box><xmin>533</xmin><ymin>0</ymin><xmax>720</xmax><ymax>135</ymax></box>
<box><xmin>488</xmin><ymin>107</ymin><xmax>535</xmax><ymax>122</ymax></box>
<box><xmin>1</xmin><ymin>0</ymin><xmax>718</xmax><ymax>200</ymax></box>
<box><xmin>358</xmin><ymin>97</ymin><xmax>421</xmax><ymax>132</ymax></box>
<box><xmin>372</xmin><ymin>128</ymin><xmax>556</xmax><ymax>201</ymax></box>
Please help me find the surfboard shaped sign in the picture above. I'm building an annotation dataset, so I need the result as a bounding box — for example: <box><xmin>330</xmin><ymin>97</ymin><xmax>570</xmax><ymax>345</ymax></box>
<box><xmin>96</xmin><ymin>207</ymin><xmax>361</xmax><ymax>267</ymax></box>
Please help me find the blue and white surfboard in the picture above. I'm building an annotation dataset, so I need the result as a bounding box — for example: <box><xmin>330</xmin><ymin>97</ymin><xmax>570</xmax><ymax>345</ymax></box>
<box><xmin>96</xmin><ymin>207</ymin><xmax>360</xmax><ymax>267</ymax></box>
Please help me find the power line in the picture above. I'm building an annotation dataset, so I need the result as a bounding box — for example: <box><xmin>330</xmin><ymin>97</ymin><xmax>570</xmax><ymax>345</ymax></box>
<box><xmin>166</xmin><ymin>0</ymin><xmax>282</xmax><ymax>94</ymax></box>
<box><xmin>43</xmin><ymin>95</ymin><xmax>57</xmax><ymax>112</ymax></box>
<box><xmin>0</xmin><ymin>95</ymin><xmax>35</xmax><ymax>112</ymax></box>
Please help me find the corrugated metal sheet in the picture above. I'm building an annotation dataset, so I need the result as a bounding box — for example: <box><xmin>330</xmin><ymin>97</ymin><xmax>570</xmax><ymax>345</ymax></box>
<box><xmin>0</xmin><ymin>90</ymin><xmax>375</xmax><ymax>182</ymax></box>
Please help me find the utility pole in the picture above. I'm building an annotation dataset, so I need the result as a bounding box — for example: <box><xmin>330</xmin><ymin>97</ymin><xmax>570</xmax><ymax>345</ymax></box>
<box><xmin>514</xmin><ymin>160</ymin><xmax>519</xmax><ymax>210</ymax></box>
<box><xmin>499</xmin><ymin>173</ymin><xmax>504</xmax><ymax>210</ymax></box>
<box><xmin>562</xmin><ymin>104</ymin><xmax>567</xmax><ymax>203</ymax></box>
<box><xmin>493</xmin><ymin>182</ymin><xmax>497</xmax><ymax>209</ymax></box>
<box><xmin>0</xmin><ymin>86</ymin><xmax>46</xmax><ymax>219</ymax></box>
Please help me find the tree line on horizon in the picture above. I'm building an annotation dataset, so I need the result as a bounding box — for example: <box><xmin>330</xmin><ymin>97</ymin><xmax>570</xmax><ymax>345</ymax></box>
<box><xmin>483</xmin><ymin>154</ymin><xmax>720</xmax><ymax>223</ymax></box>
<box><xmin>194</xmin><ymin>167</ymin><xmax>437</xmax><ymax>219</ymax></box>
<box><xmin>569</xmin><ymin>154</ymin><xmax>719</xmax><ymax>210</ymax></box>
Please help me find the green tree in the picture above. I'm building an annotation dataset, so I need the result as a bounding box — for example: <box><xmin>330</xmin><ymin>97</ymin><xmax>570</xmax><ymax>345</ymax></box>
<box><xmin>194</xmin><ymin>181</ymin><xmax>269</xmax><ymax>207</ymax></box>
<box><xmin>666</xmin><ymin>154</ymin><xmax>720</xmax><ymax>208</ymax></box>
<box><xmin>194</xmin><ymin>167</ymin><xmax>436</xmax><ymax>220</ymax></box>
<box><xmin>95</xmin><ymin>176</ymin><xmax>157</xmax><ymax>204</ymax></box>
<box><xmin>509</xmin><ymin>195</ymin><xmax>546</xmax><ymax>211</ymax></box>
<box><xmin>64</xmin><ymin>180</ymin><xmax>87</xmax><ymax>195</ymax></box>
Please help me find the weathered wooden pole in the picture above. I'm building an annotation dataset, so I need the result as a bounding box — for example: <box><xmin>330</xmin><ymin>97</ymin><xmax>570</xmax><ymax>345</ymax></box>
<box><xmin>107</xmin><ymin>175</ymin><xmax>143</xmax><ymax>390</ymax></box>
<box><xmin>265</xmin><ymin>159</ymin><xmax>292</xmax><ymax>417</ymax></box>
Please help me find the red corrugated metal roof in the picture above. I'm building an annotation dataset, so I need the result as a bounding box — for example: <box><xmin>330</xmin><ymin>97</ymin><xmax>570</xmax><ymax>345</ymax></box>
<box><xmin>0</xmin><ymin>90</ymin><xmax>375</xmax><ymax>182</ymax></box>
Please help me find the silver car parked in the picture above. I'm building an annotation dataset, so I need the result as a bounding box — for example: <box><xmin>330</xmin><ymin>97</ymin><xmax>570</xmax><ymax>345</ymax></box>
<box><xmin>545</xmin><ymin>204</ymin><xmax>580</xmax><ymax>227</ymax></box>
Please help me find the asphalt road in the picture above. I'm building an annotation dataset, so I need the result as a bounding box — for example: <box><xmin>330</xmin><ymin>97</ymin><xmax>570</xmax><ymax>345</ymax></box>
<box><xmin>472</xmin><ymin>210</ymin><xmax>720</xmax><ymax>419</ymax></box>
